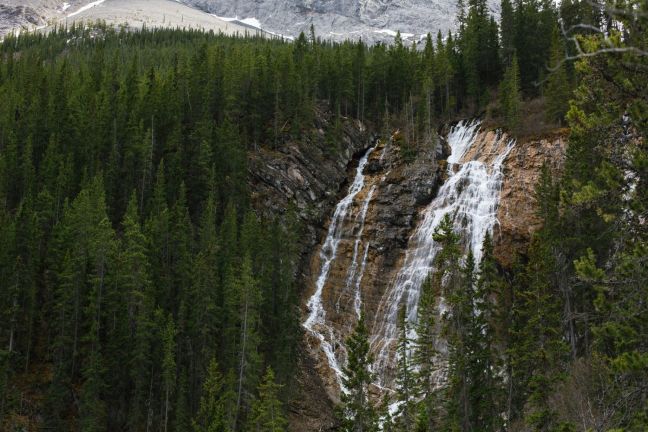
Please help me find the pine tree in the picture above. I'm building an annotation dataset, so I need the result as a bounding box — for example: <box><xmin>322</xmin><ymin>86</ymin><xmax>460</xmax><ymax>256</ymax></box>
<box><xmin>232</xmin><ymin>254</ymin><xmax>262</xmax><ymax>429</ymax></box>
<box><xmin>162</xmin><ymin>314</ymin><xmax>177</xmax><ymax>432</ymax></box>
<box><xmin>443</xmin><ymin>251</ymin><xmax>476</xmax><ymax>432</ymax></box>
<box><xmin>545</xmin><ymin>25</ymin><xmax>570</xmax><ymax>125</ymax></box>
<box><xmin>413</xmin><ymin>276</ymin><xmax>438</xmax><ymax>432</ymax></box>
<box><xmin>500</xmin><ymin>0</ymin><xmax>515</xmax><ymax>66</ymax></box>
<box><xmin>79</xmin><ymin>177</ymin><xmax>116</xmax><ymax>432</ymax></box>
<box><xmin>193</xmin><ymin>359</ymin><xmax>231</xmax><ymax>432</ymax></box>
<box><xmin>190</xmin><ymin>189</ymin><xmax>221</xmax><ymax>375</ymax></box>
<box><xmin>119</xmin><ymin>193</ymin><xmax>155</xmax><ymax>428</ymax></box>
<box><xmin>471</xmin><ymin>234</ymin><xmax>505</xmax><ymax>431</ymax></box>
<box><xmin>248</xmin><ymin>367</ymin><xmax>288</xmax><ymax>432</ymax></box>
<box><xmin>499</xmin><ymin>54</ymin><xmax>521</xmax><ymax>131</ymax></box>
<box><xmin>508</xmin><ymin>237</ymin><xmax>568</xmax><ymax>428</ymax></box>
<box><xmin>339</xmin><ymin>313</ymin><xmax>378</xmax><ymax>432</ymax></box>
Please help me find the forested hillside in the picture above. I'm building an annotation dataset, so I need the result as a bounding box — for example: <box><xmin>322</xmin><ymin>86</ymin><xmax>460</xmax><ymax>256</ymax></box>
<box><xmin>0</xmin><ymin>0</ymin><xmax>646</xmax><ymax>430</ymax></box>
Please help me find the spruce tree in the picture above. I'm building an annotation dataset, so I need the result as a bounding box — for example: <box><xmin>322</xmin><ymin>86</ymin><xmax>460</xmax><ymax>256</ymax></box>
<box><xmin>471</xmin><ymin>234</ymin><xmax>505</xmax><ymax>431</ymax></box>
<box><xmin>508</xmin><ymin>237</ymin><xmax>568</xmax><ymax>428</ymax></box>
<box><xmin>162</xmin><ymin>314</ymin><xmax>177</xmax><ymax>432</ymax></box>
<box><xmin>443</xmin><ymin>251</ymin><xmax>476</xmax><ymax>432</ymax></box>
<box><xmin>545</xmin><ymin>25</ymin><xmax>570</xmax><ymax>125</ymax></box>
<box><xmin>249</xmin><ymin>367</ymin><xmax>288</xmax><ymax>432</ymax></box>
<box><xmin>339</xmin><ymin>313</ymin><xmax>378</xmax><ymax>432</ymax></box>
<box><xmin>413</xmin><ymin>276</ymin><xmax>438</xmax><ymax>432</ymax></box>
<box><xmin>119</xmin><ymin>193</ymin><xmax>155</xmax><ymax>428</ymax></box>
<box><xmin>232</xmin><ymin>254</ymin><xmax>263</xmax><ymax>429</ymax></box>
<box><xmin>499</xmin><ymin>54</ymin><xmax>521</xmax><ymax>131</ymax></box>
<box><xmin>192</xmin><ymin>359</ymin><xmax>231</xmax><ymax>432</ymax></box>
<box><xmin>500</xmin><ymin>0</ymin><xmax>515</xmax><ymax>66</ymax></box>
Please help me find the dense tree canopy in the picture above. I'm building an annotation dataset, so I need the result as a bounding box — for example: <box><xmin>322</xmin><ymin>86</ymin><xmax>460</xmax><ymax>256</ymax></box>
<box><xmin>1</xmin><ymin>0</ymin><xmax>646</xmax><ymax>429</ymax></box>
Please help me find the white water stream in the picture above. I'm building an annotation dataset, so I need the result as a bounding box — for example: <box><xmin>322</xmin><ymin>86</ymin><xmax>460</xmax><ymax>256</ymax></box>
<box><xmin>303</xmin><ymin>144</ymin><xmax>377</xmax><ymax>390</ymax></box>
<box><xmin>371</xmin><ymin>120</ymin><xmax>514</xmax><ymax>385</ymax></box>
<box><xmin>303</xmin><ymin>121</ymin><xmax>514</xmax><ymax>394</ymax></box>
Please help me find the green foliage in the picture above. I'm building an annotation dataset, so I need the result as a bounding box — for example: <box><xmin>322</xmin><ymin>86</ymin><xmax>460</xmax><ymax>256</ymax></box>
<box><xmin>248</xmin><ymin>368</ymin><xmax>288</xmax><ymax>432</ymax></box>
<box><xmin>545</xmin><ymin>26</ymin><xmax>571</xmax><ymax>125</ymax></box>
<box><xmin>339</xmin><ymin>313</ymin><xmax>379</xmax><ymax>432</ymax></box>
<box><xmin>412</xmin><ymin>274</ymin><xmax>439</xmax><ymax>432</ymax></box>
<box><xmin>192</xmin><ymin>359</ymin><xmax>231</xmax><ymax>432</ymax></box>
<box><xmin>0</xmin><ymin>28</ymin><xmax>301</xmax><ymax>431</ymax></box>
<box><xmin>499</xmin><ymin>55</ymin><xmax>521</xmax><ymax>131</ymax></box>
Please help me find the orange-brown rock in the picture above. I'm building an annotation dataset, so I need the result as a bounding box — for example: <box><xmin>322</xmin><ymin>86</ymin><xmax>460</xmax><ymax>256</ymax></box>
<box><xmin>494</xmin><ymin>131</ymin><xmax>568</xmax><ymax>267</ymax></box>
<box><xmin>302</xmin><ymin>133</ymin><xmax>443</xmax><ymax>402</ymax></box>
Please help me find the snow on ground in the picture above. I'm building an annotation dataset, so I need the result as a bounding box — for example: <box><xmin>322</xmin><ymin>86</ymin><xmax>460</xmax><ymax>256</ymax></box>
<box><xmin>373</xmin><ymin>29</ymin><xmax>416</xmax><ymax>40</ymax></box>
<box><xmin>0</xmin><ymin>0</ymin><xmax>265</xmax><ymax>38</ymax></box>
<box><xmin>212</xmin><ymin>13</ymin><xmax>292</xmax><ymax>40</ymax></box>
<box><xmin>66</xmin><ymin>0</ymin><xmax>106</xmax><ymax>18</ymax></box>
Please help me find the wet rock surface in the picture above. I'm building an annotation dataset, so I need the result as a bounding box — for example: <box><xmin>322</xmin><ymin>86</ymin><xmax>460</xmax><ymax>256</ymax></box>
<box><xmin>302</xmin><ymin>133</ymin><xmax>442</xmax><ymax>401</ymax></box>
<box><xmin>248</xmin><ymin>118</ymin><xmax>567</xmax><ymax>431</ymax></box>
<box><xmin>248</xmin><ymin>108</ymin><xmax>372</xmax><ymax>432</ymax></box>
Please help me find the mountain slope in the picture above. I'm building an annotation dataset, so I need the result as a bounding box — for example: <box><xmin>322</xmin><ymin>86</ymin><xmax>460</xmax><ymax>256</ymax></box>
<box><xmin>2</xmin><ymin>0</ymin><xmax>498</xmax><ymax>42</ymax></box>
<box><xmin>0</xmin><ymin>0</ymin><xmax>256</xmax><ymax>37</ymax></box>
<box><xmin>180</xmin><ymin>0</ymin><xmax>498</xmax><ymax>43</ymax></box>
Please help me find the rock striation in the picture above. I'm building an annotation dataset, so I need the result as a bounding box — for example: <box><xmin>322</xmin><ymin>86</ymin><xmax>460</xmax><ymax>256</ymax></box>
<box><xmin>301</xmin><ymin>129</ymin><xmax>443</xmax><ymax>401</ymax></box>
<box><xmin>248</xmin><ymin>107</ymin><xmax>373</xmax><ymax>432</ymax></box>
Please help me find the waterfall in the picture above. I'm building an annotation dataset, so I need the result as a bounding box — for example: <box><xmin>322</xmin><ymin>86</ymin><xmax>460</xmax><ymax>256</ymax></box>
<box><xmin>303</xmin><ymin>144</ymin><xmax>377</xmax><ymax>390</ymax></box>
<box><xmin>342</xmin><ymin>184</ymin><xmax>376</xmax><ymax>318</ymax></box>
<box><xmin>371</xmin><ymin>120</ymin><xmax>515</xmax><ymax>386</ymax></box>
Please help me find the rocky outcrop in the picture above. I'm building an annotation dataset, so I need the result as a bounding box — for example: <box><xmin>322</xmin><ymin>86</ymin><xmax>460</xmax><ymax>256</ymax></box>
<box><xmin>0</xmin><ymin>3</ymin><xmax>48</xmax><ymax>36</ymax></box>
<box><xmin>302</xmin><ymin>132</ymin><xmax>443</xmax><ymax>401</ymax></box>
<box><xmin>248</xmin><ymin>107</ymin><xmax>372</xmax><ymax>432</ymax></box>
<box><xmin>248</xmin><ymin>109</ymin><xmax>371</xmax><ymax>248</ymax></box>
<box><xmin>249</xmin><ymin>117</ymin><xmax>567</xmax><ymax>431</ymax></box>
<box><xmin>495</xmin><ymin>131</ymin><xmax>568</xmax><ymax>267</ymax></box>
<box><xmin>0</xmin><ymin>0</ymin><xmax>254</xmax><ymax>38</ymax></box>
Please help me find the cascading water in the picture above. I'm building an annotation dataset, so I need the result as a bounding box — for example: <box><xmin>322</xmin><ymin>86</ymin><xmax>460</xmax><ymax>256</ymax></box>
<box><xmin>303</xmin><ymin>144</ymin><xmax>377</xmax><ymax>389</ymax></box>
<box><xmin>342</xmin><ymin>185</ymin><xmax>376</xmax><ymax>319</ymax></box>
<box><xmin>371</xmin><ymin>120</ymin><xmax>515</xmax><ymax>386</ymax></box>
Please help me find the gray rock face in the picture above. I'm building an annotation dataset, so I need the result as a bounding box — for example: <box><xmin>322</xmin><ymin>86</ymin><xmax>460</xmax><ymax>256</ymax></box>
<box><xmin>0</xmin><ymin>0</ymin><xmax>255</xmax><ymax>38</ymax></box>
<box><xmin>247</xmin><ymin>105</ymin><xmax>372</xmax><ymax>432</ymax></box>
<box><xmin>0</xmin><ymin>0</ymin><xmax>66</xmax><ymax>36</ymax></box>
<box><xmin>180</xmin><ymin>0</ymin><xmax>498</xmax><ymax>43</ymax></box>
<box><xmin>2</xmin><ymin>0</ymin><xmax>497</xmax><ymax>43</ymax></box>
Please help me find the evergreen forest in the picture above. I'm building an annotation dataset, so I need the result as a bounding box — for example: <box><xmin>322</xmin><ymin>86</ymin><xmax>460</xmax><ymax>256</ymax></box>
<box><xmin>0</xmin><ymin>0</ymin><xmax>646</xmax><ymax>430</ymax></box>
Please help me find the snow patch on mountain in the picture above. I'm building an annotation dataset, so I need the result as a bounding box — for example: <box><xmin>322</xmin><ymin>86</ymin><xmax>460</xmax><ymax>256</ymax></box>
<box><xmin>66</xmin><ymin>0</ymin><xmax>105</xmax><ymax>18</ymax></box>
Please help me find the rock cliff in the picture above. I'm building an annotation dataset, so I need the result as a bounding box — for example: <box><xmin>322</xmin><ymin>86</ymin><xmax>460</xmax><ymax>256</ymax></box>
<box><xmin>247</xmin><ymin>118</ymin><xmax>568</xmax><ymax>431</ymax></box>
<box><xmin>495</xmin><ymin>131</ymin><xmax>568</xmax><ymax>267</ymax></box>
<box><xmin>247</xmin><ymin>107</ymin><xmax>373</xmax><ymax>431</ymax></box>
<box><xmin>181</xmin><ymin>0</ymin><xmax>499</xmax><ymax>43</ymax></box>
<box><xmin>303</xmin><ymin>132</ymin><xmax>442</xmax><ymax>400</ymax></box>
